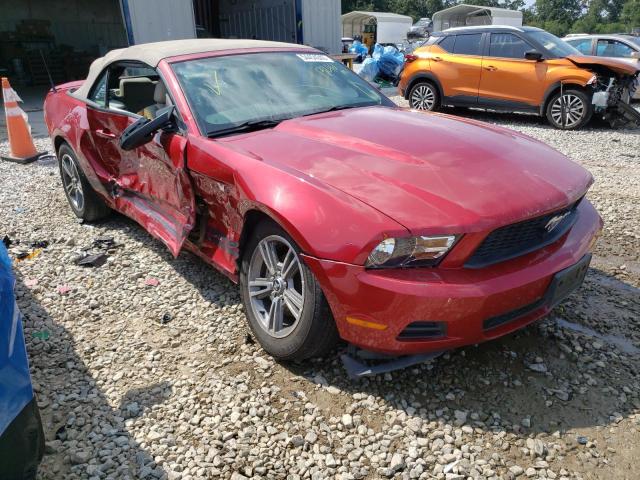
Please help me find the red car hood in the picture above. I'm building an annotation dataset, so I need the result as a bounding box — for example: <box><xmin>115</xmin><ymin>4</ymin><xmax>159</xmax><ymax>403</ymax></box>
<box><xmin>216</xmin><ymin>107</ymin><xmax>592</xmax><ymax>233</ymax></box>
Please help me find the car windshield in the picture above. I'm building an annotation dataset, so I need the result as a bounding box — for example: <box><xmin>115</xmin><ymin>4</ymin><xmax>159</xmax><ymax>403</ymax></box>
<box><xmin>525</xmin><ymin>31</ymin><xmax>581</xmax><ymax>57</ymax></box>
<box><xmin>624</xmin><ymin>35</ymin><xmax>640</xmax><ymax>47</ymax></box>
<box><xmin>171</xmin><ymin>52</ymin><xmax>387</xmax><ymax>137</ymax></box>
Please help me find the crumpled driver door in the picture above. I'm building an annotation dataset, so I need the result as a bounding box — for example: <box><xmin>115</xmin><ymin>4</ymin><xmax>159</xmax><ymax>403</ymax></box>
<box><xmin>114</xmin><ymin>126</ymin><xmax>195</xmax><ymax>257</ymax></box>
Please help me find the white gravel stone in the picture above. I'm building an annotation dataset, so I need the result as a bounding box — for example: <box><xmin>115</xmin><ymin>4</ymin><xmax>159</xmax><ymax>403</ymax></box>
<box><xmin>510</xmin><ymin>465</ymin><xmax>525</xmax><ymax>476</ymax></box>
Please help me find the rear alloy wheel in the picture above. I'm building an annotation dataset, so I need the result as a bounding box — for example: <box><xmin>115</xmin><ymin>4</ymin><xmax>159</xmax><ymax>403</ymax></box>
<box><xmin>58</xmin><ymin>144</ymin><xmax>111</xmax><ymax>221</ymax></box>
<box><xmin>60</xmin><ymin>152</ymin><xmax>84</xmax><ymax>213</ymax></box>
<box><xmin>240</xmin><ymin>221</ymin><xmax>338</xmax><ymax>361</ymax></box>
<box><xmin>409</xmin><ymin>81</ymin><xmax>440</xmax><ymax>111</ymax></box>
<box><xmin>546</xmin><ymin>89</ymin><xmax>592</xmax><ymax>130</ymax></box>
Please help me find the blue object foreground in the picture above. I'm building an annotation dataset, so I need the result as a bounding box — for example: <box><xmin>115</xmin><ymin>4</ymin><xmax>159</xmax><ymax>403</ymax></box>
<box><xmin>0</xmin><ymin>242</ymin><xmax>33</xmax><ymax>435</ymax></box>
<box><xmin>0</xmin><ymin>242</ymin><xmax>44</xmax><ymax>480</ymax></box>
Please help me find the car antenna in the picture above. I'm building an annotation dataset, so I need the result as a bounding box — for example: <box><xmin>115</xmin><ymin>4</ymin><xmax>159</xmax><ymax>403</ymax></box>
<box><xmin>560</xmin><ymin>80</ymin><xmax>565</xmax><ymax>128</ymax></box>
<box><xmin>39</xmin><ymin>50</ymin><xmax>57</xmax><ymax>93</ymax></box>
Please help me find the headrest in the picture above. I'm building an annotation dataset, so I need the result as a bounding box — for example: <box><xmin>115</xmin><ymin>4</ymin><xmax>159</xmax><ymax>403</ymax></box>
<box><xmin>119</xmin><ymin>77</ymin><xmax>154</xmax><ymax>92</ymax></box>
<box><xmin>154</xmin><ymin>82</ymin><xmax>167</xmax><ymax>104</ymax></box>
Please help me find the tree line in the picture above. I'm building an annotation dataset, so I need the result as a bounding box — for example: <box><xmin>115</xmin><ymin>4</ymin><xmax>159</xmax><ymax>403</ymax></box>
<box><xmin>342</xmin><ymin>0</ymin><xmax>640</xmax><ymax>36</ymax></box>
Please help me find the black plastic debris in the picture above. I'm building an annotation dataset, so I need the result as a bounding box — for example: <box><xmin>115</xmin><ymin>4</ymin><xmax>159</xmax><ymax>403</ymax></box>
<box><xmin>75</xmin><ymin>253</ymin><xmax>108</xmax><ymax>268</ymax></box>
<box><xmin>30</xmin><ymin>240</ymin><xmax>49</xmax><ymax>249</ymax></box>
<box><xmin>340</xmin><ymin>344</ymin><xmax>443</xmax><ymax>379</ymax></box>
<box><xmin>244</xmin><ymin>333</ymin><xmax>255</xmax><ymax>345</ymax></box>
<box><xmin>92</xmin><ymin>236</ymin><xmax>118</xmax><ymax>250</ymax></box>
<box><xmin>15</xmin><ymin>251</ymin><xmax>30</xmax><ymax>260</ymax></box>
<box><xmin>73</xmin><ymin>237</ymin><xmax>122</xmax><ymax>268</ymax></box>
<box><xmin>54</xmin><ymin>425</ymin><xmax>66</xmax><ymax>441</ymax></box>
<box><xmin>2</xmin><ymin>236</ymin><xmax>12</xmax><ymax>248</ymax></box>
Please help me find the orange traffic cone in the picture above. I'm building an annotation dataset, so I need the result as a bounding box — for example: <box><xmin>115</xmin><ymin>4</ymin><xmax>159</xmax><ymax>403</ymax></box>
<box><xmin>1</xmin><ymin>77</ymin><xmax>46</xmax><ymax>164</ymax></box>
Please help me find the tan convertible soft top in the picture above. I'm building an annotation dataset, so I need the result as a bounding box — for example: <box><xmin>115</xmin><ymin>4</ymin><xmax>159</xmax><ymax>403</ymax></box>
<box><xmin>74</xmin><ymin>38</ymin><xmax>315</xmax><ymax>100</ymax></box>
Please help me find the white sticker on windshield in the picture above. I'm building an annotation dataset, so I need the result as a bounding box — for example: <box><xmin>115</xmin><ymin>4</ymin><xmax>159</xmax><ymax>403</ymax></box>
<box><xmin>296</xmin><ymin>53</ymin><xmax>333</xmax><ymax>63</ymax></box>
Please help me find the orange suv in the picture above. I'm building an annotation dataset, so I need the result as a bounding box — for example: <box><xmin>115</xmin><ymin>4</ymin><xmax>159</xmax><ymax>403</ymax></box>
<box><xmin>399</xmin><ymin>26</ymin><xmax>640</xmax><ymax>129</ymax></box>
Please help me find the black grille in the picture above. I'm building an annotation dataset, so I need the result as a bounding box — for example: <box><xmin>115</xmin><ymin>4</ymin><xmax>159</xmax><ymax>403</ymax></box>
<box><xmin>466</xmin><ymin>199</ymin><xmax>582</xmax><ymax>268</ymax></box>
<box><xmin>397</xmin><ymin>321</ymin><xmax>446</xmax><ymax>341</ymax></box>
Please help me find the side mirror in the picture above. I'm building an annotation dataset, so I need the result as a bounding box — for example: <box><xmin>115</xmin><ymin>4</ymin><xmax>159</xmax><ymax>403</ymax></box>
<box><xmin>525</xmin><ymin>50</ymin><xmax>544</xmax><ymax>61</ymax></box>
<box><xmin>119</xmin><ymin>106</ymin><xmax>175</xmax><ymax>151</ymax></box>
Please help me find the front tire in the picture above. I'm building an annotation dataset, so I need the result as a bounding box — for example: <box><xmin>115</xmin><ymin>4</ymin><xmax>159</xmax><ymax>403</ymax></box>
<box><xmin>58</xmin><ymin>144</ymin><xmax>110</xmax><ymax>221</ymax></box>
<box><xmin>546</xmin><ymin>89</ymin><xmax>593</xmax><ymax>130</ymax></box>
<box><xmin>409</xmin><ymin>81</ymin><xmax>440</xmax><ymax>111</ymax></box>
<box><xmin>239</xmin><ymin>220</ymin><xmax>339</xmax><ymax>361</ymax></box>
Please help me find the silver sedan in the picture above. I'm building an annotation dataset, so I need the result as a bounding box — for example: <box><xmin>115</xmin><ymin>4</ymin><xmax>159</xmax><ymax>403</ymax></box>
<box><xmin>564</xmin><ymin>34</ymin><xmax>640</xmax><ymax>98</ymax></box>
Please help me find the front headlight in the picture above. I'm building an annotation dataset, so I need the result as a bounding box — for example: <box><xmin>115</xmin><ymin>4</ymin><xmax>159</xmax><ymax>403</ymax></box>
<box><xmin>366</xmin><ymin>235</ymin><xmax>457</xmax><ymax>268</ymax></box>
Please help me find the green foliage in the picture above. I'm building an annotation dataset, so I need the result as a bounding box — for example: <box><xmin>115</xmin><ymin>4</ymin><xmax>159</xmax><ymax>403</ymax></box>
<box><xmin>533</xmin><ymin>0</ymin><xmax>582</xmax><ymax>26</ymax></box>
<box><xmin>341</xmin><ymin>0</ymin><xmax>640</xmax><ymax>32</ymax></box>
<box><xmin>464</xmin><ymin>0</ymin><xmax>526</xmax><ymax>11</ymax></box>
<box><xmin>621</xmin><ymin>0</ymin><xmax>640</xmax><ymax>25</ymax></box>
<box><xmin>526</xmin><ymin>19</ymin><xmax>572</xmax><ymax>36</ymax></box>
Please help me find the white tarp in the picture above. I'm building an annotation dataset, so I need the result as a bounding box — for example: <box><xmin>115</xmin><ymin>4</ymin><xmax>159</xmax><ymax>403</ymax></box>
<box><xmin>432</xmin><ymin>4</ymin><xmax>523</xmax><ymax>31</ymax></box>
<box><xmin>342</xmin><ymin>11</ymin><xmax>413</xmax><ymax>44</ymax></box>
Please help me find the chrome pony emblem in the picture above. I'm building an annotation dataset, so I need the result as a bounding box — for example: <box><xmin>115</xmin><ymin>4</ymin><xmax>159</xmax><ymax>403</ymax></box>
<box><xmin>545</xmin><ymin>212</ymin><xmax>570</xmax><ymax>233</ymax></box>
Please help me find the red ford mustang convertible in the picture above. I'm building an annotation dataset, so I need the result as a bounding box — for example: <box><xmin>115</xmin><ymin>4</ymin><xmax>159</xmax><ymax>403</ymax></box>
<box><xmin>44</xmin><ymin>39</ymin><xmax>602</xmax><ymax>362</ymax></box>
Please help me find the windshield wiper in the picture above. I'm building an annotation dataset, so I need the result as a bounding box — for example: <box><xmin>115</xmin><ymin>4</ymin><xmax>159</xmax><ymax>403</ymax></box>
<box><xmin>207</xmin><ymin>118</ymin><xmax>284</xmax><ymax>138</ymax></box>
<box><xmin>301</xmin><ymin>103</ymin><xmax>376</xmax><ymax>117</ymax></box>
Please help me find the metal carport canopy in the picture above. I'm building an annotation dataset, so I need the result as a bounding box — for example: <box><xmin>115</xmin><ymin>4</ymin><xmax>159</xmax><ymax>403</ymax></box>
<box><xmin>432</xmin><ymin>4</ymin><xmax>523</xmax><ymax>31</ymax></box>
<box><xmin>341</xmin><ymin>11</ymin><xmax>413</xmax><ymax>43</ymax></box>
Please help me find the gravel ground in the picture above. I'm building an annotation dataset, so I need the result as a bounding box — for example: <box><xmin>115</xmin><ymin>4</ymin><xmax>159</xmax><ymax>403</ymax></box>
<box><xmin>1</xmin><ymin>102</ymin><xmax>639</xmax><ymax>480</ymax></box>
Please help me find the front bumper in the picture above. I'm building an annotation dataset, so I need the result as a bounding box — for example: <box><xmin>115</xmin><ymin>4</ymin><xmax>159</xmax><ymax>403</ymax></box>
<box><xmin>303</xmin><ymin>199</ymin><xmax>602</xmax><ymax>355</ymax></box>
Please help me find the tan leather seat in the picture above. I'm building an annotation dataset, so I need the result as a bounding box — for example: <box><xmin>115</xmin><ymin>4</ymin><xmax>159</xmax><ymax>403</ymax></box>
<box><xmin>117</xmin><ymin>77</ymin><xmax>156</xmax><ymax>113</ymax></box>
<box><xmin>141</xmin><ymin>82</ymin><xmax>169</xmax><ymax>119</ymax></box>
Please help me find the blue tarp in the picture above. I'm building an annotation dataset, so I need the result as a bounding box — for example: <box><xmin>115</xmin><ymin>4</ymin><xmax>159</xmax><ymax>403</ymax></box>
<box><xmin>358</xmin><ymin>43</ymin><xmax>405</xmax><ymax>83</ymax></box>
<box><xmin>377</xmin><ymin>45</ymin><xmax>405</xmax><ymax>78</ymax></box>
<box><xmin>359</xmin><ymin>57</ymin><xmax>380</xmax><ymax>82</ymax></box>
<box><xmin>348</xmin><ymin>40</ymin><xmax>368</xmax><ymax>61</ymax></box>
<box><xmin>0</xmin><ymin>243</ymin><xmax>34</xmax><ymax>435</ymax></box>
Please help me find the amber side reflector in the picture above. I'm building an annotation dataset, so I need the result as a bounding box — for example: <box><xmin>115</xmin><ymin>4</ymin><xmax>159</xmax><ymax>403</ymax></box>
<box><xmin>346</xmin><ymin>316</ymin><xmax>388</xmax><ymax>330</ymax></box>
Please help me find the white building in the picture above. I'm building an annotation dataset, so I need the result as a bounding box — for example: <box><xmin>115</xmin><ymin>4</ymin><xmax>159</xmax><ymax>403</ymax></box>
<box><xmin>432</xmin><ymin>4</ymin><xmax>523</xmax><ymax>32</ymax></box>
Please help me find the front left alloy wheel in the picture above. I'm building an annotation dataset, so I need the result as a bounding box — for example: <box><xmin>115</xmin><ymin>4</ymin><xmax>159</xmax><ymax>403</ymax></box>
<box><xmin>546</xmin><ymin>89</ymin><xmax>593</xmax><ymax>130</ymax></box>
<box><xmin>240</xmin><ymin>220</ymin><xmax>338</xmax><ymax>361</ymax></box>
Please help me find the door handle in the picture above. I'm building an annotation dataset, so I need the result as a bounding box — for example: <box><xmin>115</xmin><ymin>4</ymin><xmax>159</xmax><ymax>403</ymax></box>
<box><xmin>96</xmin><ymin>129</ymin><xmax>116</xmax><ymax>139</ymax></box>
<box><xmin>484</xmin><ymin>65</ymin><xmax>497</xmax><ymax>71</ymax></box>
<box><xmin>432</xmin><ymin>56</ymin><xmax>443</xmax><ymax>62</ymax></box>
